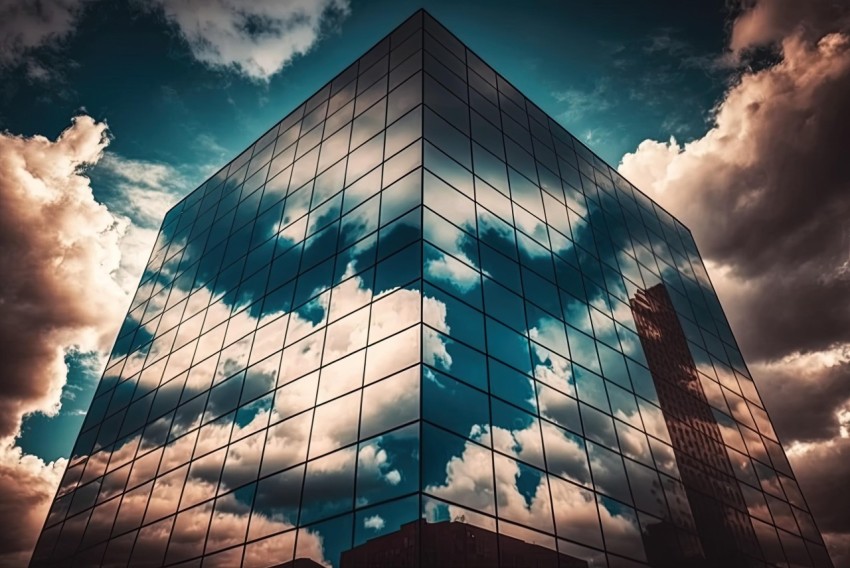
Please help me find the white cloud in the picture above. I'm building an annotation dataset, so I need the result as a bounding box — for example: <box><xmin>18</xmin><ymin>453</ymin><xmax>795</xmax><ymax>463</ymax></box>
<box><xmin>423</xmin><ymin>296</ymin><xmax>453</xmax><ymax>369</ymax></box>
<box><xmin>425</xmin><ymin>252</ymin><xmax>480</xmax><ymax>293</ymax></box>
<box><xmin>728</xmin><ymin>0</ymin><xmax>850</xmax><ymax>59</ymax></box>
<box><xmin>358</xmin><ymin>443</ymin><xmax>402</xmax><ymax>488</ymax></box>
<box><xmin>94</xmin><ymin>153</ymin><xmax>190</xmax><ymax>294</ymax></box>
<box><xmin>363</xmin><ymin>515</ymin><xmax>385</xmax><ymax>530</ymax></box>
<box><xmin>62</xmin><ymin>284</ymin><xmax>426</xmax><ymax>562</ymax></box>
<box><xmin>152</xmin><ymin>0</ymin><xmax>351</xmax><ymax>81</ymax></box>
<box><xmin>96</xmin><ymin>153</ymin><xmax>186</xmax><ymax>227</ymax></box>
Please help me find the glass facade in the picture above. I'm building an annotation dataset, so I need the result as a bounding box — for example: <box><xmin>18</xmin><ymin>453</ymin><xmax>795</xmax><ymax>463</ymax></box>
<box><xmin>32</xmin><ymin>10</ymin><xmax>833</xmax><ymax>568</ymax></box>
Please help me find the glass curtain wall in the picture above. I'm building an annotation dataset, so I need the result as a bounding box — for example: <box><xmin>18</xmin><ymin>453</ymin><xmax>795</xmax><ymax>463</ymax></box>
<box><xmin>31</xmin><ymin>10</ymin><xmax>833</xmax><ymax>568</ymax></box>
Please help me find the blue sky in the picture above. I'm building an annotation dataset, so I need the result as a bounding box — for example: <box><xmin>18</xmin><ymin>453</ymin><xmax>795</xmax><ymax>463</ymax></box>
<box><xmin>2</xmin><ymin>0</ymin><xmax>850</xmax><ymax>565</ymax></box>
<box><xmin>2</xmin><ymin>0</ymin><xmax>729</xmax><ymax>167</ymax></box>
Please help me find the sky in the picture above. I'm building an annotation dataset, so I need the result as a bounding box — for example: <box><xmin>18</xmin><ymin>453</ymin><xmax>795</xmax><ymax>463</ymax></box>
<box><xmin>0</xmin><ymin>0</ymin><xmax>848</xmax><ymax>565</ymax></box>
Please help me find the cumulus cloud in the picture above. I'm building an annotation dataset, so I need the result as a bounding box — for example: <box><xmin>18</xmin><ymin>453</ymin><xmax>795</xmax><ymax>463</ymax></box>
<box><xmin>0</xmin><ymin>115</ymin><xmax>128</xmax><ymax>440</ymax></box>
<box><xmin>0</xmin><ymin>115</ymin><xmax>182</xmax><ymax>564</ymax></box>
<box><xmin>47</xmin><ymin>310</ymin><xmax>415</xmax><ymax>563</ymax></box>
<box><xmin>729</xmin><ymin>0</ymin><xmax>850</xmax><ymax>58</ymax></box>
<box><xmin>620</xmin><ymin>26</ymin><xmax>850</xmax><ymax>361</ymax></box>
<box><xmin>363</xmin><ymin>515</ymin><xmax>385</xmax><ymax>530</ymax></box>
<box><xmin>90</xmin><ymin>453</ymin><xmax>329</xmax><ymax>566</ymax></box>
<box><xmin>425</xmin><ymin>422</ymin><xmax>642</xmax><ymax>559</ymax></box>
<box><xmin>0</xmin><ymin>446</ymin><xmax>66</xmax><ymax>566</ymax></box>
<box><xmin>425</xmin><ymin>252</ymin><xmax>480</xmax><ymax>292</ymax></box>
<box><xmin>619</xmin><ymin>0</ymin><xmax>850</xmax><ymax>562</ymax></box>
<box><xmin>0</xmin><ymin>0</ymin><xmax>89</xmax><ymax>69</ymax></box>
<box><xmin>151</xmin><ymin>0</ymin><xmax>350</xmax><ymax>81</ymax></box>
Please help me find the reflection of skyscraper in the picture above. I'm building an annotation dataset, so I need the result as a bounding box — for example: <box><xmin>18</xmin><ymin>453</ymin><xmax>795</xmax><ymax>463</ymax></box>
<box><xmin>631</xmin><ymin>284</ymin><xmax>761</xmax><ymax>567</ymax></box>
<box><xmin>32</xmin><ymin>9</ymin><xmax>833</xmax><ymax>568</ymax></box>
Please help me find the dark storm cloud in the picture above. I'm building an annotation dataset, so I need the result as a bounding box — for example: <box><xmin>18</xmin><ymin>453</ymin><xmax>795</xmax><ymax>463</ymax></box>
<box><xmin>786</xmin><ymin>438</ymin><xmax>850</xmax><ymax>566</ymax></box>
<box><xmin>621</xmin><ymin>2</ymin><xmax>850</xmax><ymax>358</ymax></box>
<box><xmin>620</xmin><ymin>0</ymin><xmax>850</xmax><ymax>562</ymax></box>
<box><xmin>622</xmin><ymin>25</ymin><xmax>850</xmax><ymax>362</ymax></box>
<box><xmin>754</xmin><ymin>355</ymin><xmax>850</xmax><ymax>444</ymax></box>
<box><xmin>0</xmin><ymin>0</ymin><xmax>90</xmax><ymax>68</ymax></box>
<box><xmin>730</xmin><ymin>0</ymin><xmax>850</xmax><ymax>57</ymax></box>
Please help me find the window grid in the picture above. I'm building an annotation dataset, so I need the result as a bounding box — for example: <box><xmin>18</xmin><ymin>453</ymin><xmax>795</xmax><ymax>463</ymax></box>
<box><xmin>31</xmin><ymin>10</ymin><xmax>831</xmax><ymax>568</ymax></box>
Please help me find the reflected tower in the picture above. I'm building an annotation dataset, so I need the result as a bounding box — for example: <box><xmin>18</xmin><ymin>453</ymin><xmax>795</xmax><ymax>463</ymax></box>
<box><xmin>631</xmin><ymin>284</ymin><xmax>759</xmax><ymax>567</ymax></box>
<box><xmin>31</xmin><ymin>10</ymin><xmax>833</xmax><ymax>568</ymax></box>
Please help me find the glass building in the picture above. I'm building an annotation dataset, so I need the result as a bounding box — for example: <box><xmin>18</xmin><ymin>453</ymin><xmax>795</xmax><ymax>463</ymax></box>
<box><xmin>32</xmin><ymin>10</ymin><xmax>833</xmax><ymax>568</ymax></box>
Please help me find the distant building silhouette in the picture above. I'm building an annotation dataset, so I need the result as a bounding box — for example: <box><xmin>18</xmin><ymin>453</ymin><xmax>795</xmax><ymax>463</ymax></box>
<box><xmin>340</xmin><ymin>519</ymin><xmax>589</xmax><ymax>568</ymax></box>
<box><xmin>273</xmin><ymin>560</ymin><xmax>327</xmax><ymax>568</ymax></box>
